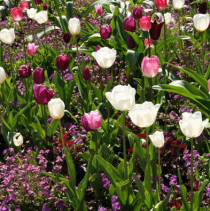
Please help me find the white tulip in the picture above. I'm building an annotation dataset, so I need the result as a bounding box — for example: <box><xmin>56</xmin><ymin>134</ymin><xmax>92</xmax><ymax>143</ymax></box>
<box><xmin>193</xmin><ymin>14</ymin><xmax>210</xmax><ymax>32</ymax></box>
<box><xmin>105</xmin><ymin>84</ymin><xmax>136</xmax><ymax>111</ymax></box>
<box><xmin>13</xmin><ymin>133</ymin><xmax>23</xmax><ymax>147</ymax></box>
<box><xmin>34</xmin><ymin>11</ymin><xmax>48</xmax><ymax>24</ymax></box>
<box><xmin>27</xmin><ymin>8</ymin><xmax>37</xmax><ymax>20</ymax></box>
<box><xmin>164</xmin><ymin>13</ymin><xmax>172</xmax><ymax>25</ymax></box>
<box><xmin>179</xmin><ymin>111</ymin><xmax>208</xmax><ymax>138</ymax></box>
<box><xmin>128</xmin><ymin>102</ymin><xmax>161</xmax><ymax>127</ymax></box>
<box><xmin>92</xmin><ymin>47</ymin><xmax>116</xmax><ymax>68</ymax></box>
<box><xmin>48</xmin><ymin>98</ymin><xmax>65</xmax><ymax>119</ymax></box>
<box><xmin>27</xmin><ymin>35</ymin><xmax>33</xmax><ymax>42</ymax></box>
<box><xmin>0</xmin><ymin>67</ymin><xmax>6</xmax><ymax>84</ymax></box>
<box><xmin>68</xmin><ymin>18</ymin><xmax>81</xmax><ymax>36</ymax></box>
<box><xmin>173</xmin><ymin>0</ymin><xmax>185</xmax><ymax>10</ymax></box>
<box><xmin>149</xmin><ymin>131</ymin><xmax>164</xmax><ymax>148</ymax></box>
<box><xmin>0</xmin><ymin>28</ymin><xmax>15</xmax><ymax>44</ymax></box>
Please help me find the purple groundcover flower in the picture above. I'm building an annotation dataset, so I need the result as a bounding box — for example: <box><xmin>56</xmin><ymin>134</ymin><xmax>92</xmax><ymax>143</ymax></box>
<box><xmin>98</xmin><ymin>205</ymin><xmax>108</xmax><ymax>211</ymax></box>
<box><xmin>55</xmin><ymin>200</ymin><xmax>66</xmax><ymax>210</ymax></box>
<box><xmin>111</xmin><ymin>195</ymin><xmax>121</xmax><ymax>211</ymax></box>
<box><xmin>100</xmin><ymin>173</ymin><xmax>111</xmax><ymax>190</ymax></box>
<box><xmin>42</xmin><ymin>203</ymin><xmax>51</xmax><ymax>211</ymax></box>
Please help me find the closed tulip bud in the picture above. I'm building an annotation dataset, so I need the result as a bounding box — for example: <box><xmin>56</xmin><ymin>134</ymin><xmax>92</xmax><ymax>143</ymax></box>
<box><xmin>133</xmin><ymin>6</ymin><xmax>142</xmax><ymax>19</ymax></box>
<box><xmin>56</xmin><ymin>54</ymin><xmax>70</xmax><ymax>71</ymax></box>
<box><xmin>0</xmin><ymin>67</ymin><xmax>6</xmax><ymax>84</ymax></box>
<box><xmin>156</xmin><ymin>0</ymin><xmax>167</xmax><ymax>10</ymax></box>
<box><xmin>33</xmin><ymin>67</ymin><xmax>45</xmax><ymax>84</ymax></box>
<box><xmin>13</xmin><ymin>133</ymin><xmax>23</xmax><ymax>146</ymax></box>
<box><xmin>199</xmin><ymin>2</ymin><xmax>207</xmax><ymax>14</ymax></box>
<box><xmin>164</xmin><ymin>12</ymin><xmax>172</xmax><ymax>25</ymax></box>
<box><xmin>81</xmin><ymin>110</ymin><xmax>102</xmax><ymax>131</ymax></box>
<box><xmin>144</xmin><ymin>38</ymin><xmax>152</xmax><ymax>47</ymax></box>
<box><xmin>11</xmin><ymin>7</ymin><xmax>23</xmax><ymax>22</ymax></box>
<box><xmin>34</xmin><ymin>0</ymin><xmax>42</xmax><ymax>5</ymax></box>
<box><xmin>208</xmin><ymin>79</ymin><xmax>210</xmax><ymax>93</ymax></box>
<box><xmin>193</xmin><ymin>14</ymin><xmax>210</xmax><ymax>32</ymax></box>
<box><xmin>94</xmin><ymin>4</ymin><xmax>103</xmax><ymax>16</ymax></box>
<box><xmin>63</xmin><ymin>33</ymin><xmax>72</xmax><ymax>43</ymax></box>
<box><xmin>179</xmin><ymin>111</ymin><xmax>208</xmax><ymax>138</ymax></box>
<box><xmin>139</xmin><ymin>16</ymin><xmax>151</xmax><ymax>31</ymax></box>
<box><xmin>33</xmin><ymin>85</ymin><xmax>55</xmax><ymax>105</ymax></box>
<box><xmin>34</xmin><ymin>11</ymin><xmax>48</xmax><ymax>24</ymax></box>
<box><xmin>127</xmin><ymin>35</ymin><xmax>135</xmax><ymax>48</ymax></box>
<box><xmin>128</xmin><ymin>102</ymin><xmax>161</xmax><ymax>127</ymax></box>
<box><xmin>150</xmin><ymin>21</ymin><xmax>164</xmax><ymax>40</ymax></box>
<box><xmin>92</xmin><ymin>47</ymin><xmax>116</xmax><ymax>69</ymax></box>
<box><xmin>42</xmin><ymin>3</ymin><xmax>47</xmax><ymax>11</ymax></box>
<box><xmin>95</xmin><ymin>45</ymin><xmax>101</xmax><ymax>52</ymax></box>
<box><xmin>27</xmin><ymin>8</ymin><xmax>37</xmax><ymax>20</ymax></box>
<box><xmin>68</xmin><ymin>18</ymin><xmax>81</xmax><ymax>36</ymax></box>
<box><xmin>27</xmin><ymin>43</ymin><xmax>39</xmax><ymax>56</ymax></box>
<box><xmin>26</xmin><ymin>35</ymin><xmax>33</xmax><ymax>42</ymax></box>
<box><xmin>18</xmin><ymin>64</ymin><xmax>31</xmax><ymax>79</ymax></box>
<box><xmin>82</xmin><ymin>66</ymin><xmax>91</xmax><ymax>80</ymax></box>
<box><xmin>123</xmin><ymin>16</ymin><xmax>136</xmax><ymax>32</ymax></box>
<box><xmin>48</xmin><ymin>98</ymin><xmax>65</xmax><ymax>119</ymax></box>
<box><xmin>100</xmin><ymin>24</ymin><xmax>111</xmax><ymax>39</ymax></box>
<box><xmin>173</xmin><ymin>0</ymin><xmax>185</xmax><ymax>10</ymax></box>
<box><xmin>149</xmin><ymin>131</ymin><xmax>164</xmax><ymax>148</ymax></box>
<box><xmin>0</xmin><ymin>28</ymin><xmax>15</xmax><ymax>44</ymax></box>
<box><xmin>21</xmin><ymin>1</ymin><xmax>29</xmax><ymax>11</ymax></box>
<box><xmin>105</xmin><ymin>84</ymin><xmax>136</xmax><ymax>111</ymax></box>
<box><xmin>141</xmin><ymin>56</ymin><xmax>159</xmax><ymax>78</ymax></box>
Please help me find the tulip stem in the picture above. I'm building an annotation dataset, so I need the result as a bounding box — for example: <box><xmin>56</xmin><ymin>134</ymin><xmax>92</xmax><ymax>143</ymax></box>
<box><xmin>162</xmin><ymin>11</ymin><xmax>167</xmax><ymax>61</ymax></box>
<box><xmin>20</xmin><ymin>22</ymin><xmax>27</xmax><ymax>64</ymax></box>
<box><xmin>106</xmin><ymin>70</ymin><xmax>110</xmax><ymax>143</ymax></box>
<box><xmin>25</xmin><ymin>78</ymin><xmax>29</xmax><ymax>102</ymax></box>
<box><xmin>59</xmin><ymin>119</ymin><xmax>65</xmax><ymax>150</ymax></box>
<box><xmin>1</xmin><ymin>84</ymin><xmax>8</xmax><ymax>110</ymax></box>
<box><xmin>42</xmin><ymin>105</ymin><xmax>48</xmax><ymax>141</ymax></box>
<box><xmin>147</xmin><ymin>31</ymin><xmax>151</xmax><ymax>57</ymax></box>
<box><xmin>146</xmin><ymin>127</ymin><xmax>152</xmax><ymax>205</ymax></box>
<box><xmin>44</xmin><ymin>24</ymin><xmax>48</xmax><ymax>55</ymax></box>
<box><xmin>158</xmin><ymin>147</ymin><xmax>161</xmax><ymax>200</ymax></box>
<box><xmin>190</xmin><ymin>138</ymin><xmax>194</xmax><ymax>211</ymax></box>
<box><xmin>94</xmin><ymin>130</ymin><xmax>97</xmax><ymax>154</ymax></box>
<box><xmin>123</xmin><ymin>111</ymin><xmax>127</xmax><ymax>179</ymax></box>
<box><xmin>75</xmin><ymin>36</ymin><xmax>80</xmax><ymax>73</ymax></box>
<box><xmin>150</xmin><ymin>78</ymin><xmax>153</xmax><ymax>103</ymax></box>
<box><xmin>201</xmin><ymin>32</ymin><xmax>204</xmax><ymax>76</ymax></box>
<box><xmin>154</xmin><ymin>40</ymin><xmax>157</xmax><ymax>55</ymax></box>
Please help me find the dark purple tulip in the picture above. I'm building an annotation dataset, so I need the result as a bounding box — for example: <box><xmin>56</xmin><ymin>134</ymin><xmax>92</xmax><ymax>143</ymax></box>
<box><xmin>19</xmin><ymin>64</ymin><xmax>31</xmax><ymax>79</ymax></box>
<box><xmin>149</xmin><ymin>21</ymin><xmax>164</xmax><ymax>41</ymax></box>
<box><xmin>42</xmin><ymin>3</ymin><xmax>47</xmax><ymax>10</ymax></box>
<box><xmin>199</xmin><ymin>2</ymin><xmax>207</xmax><ymax>14</ymax></box>
<box><xmin>95</xmin><ymin>45</ymin><xmax>101</xmax><ymax>52</ymax></box>
<box><xmin>63</xmin><ymin>33</ymin><xmax>72</xmax><ymax>43</ymax></box>
<box><xmin>33</xmin><ymin>67</ymin><xmax>45</xmax><ymax>84</ymax></box>
<box><xmin>123</xmin><ymin>16</ymin><xmax>136</xmax><ymax>32</ymax></box>
<box><xmin>34</xmin><ymin>0</ymin><xmax>42</xmax><ymax>5</ymax></box>
<box><xmin>56</xmin><ymin>54</ymin><xmax>70</xmax><ymax>71</ymax></box>
<box><xmin>100</xmin><ymin>24</ymin><xmax>111</xmax><ymax>39</ymax></box>
<box><xmin>127</xmin><ymin>36</ymin><xmax>135</xmax><ymax>48</ymax></box>
<box><xmin>82</xmin><ymin>66</ymin><xmax>91</xmax><ymax>80</ymax></box>
<box><xmin>33</xmin><ymin>85</ymin><xmax>54</xmax><ymax>105</ymax></box>
<box><xmin>133</xmin><ymin>7</ymin><xmax>142</xmax><ymax>20</ymax></box>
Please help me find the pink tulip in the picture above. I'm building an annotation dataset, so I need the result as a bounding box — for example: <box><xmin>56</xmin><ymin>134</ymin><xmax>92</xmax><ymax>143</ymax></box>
<box><xmin>21</xmin><ymin>1</ymin><xmax>29</xmax><ymax>10</ymax></box>
<box><xmin>208</xmin><ymin>79</ymin><xmax>210</xmax><ymax>92</ymax></box>
<box><xmin>94</xmin><ymin>4</ymin><xmax>103</xmax><ymax>16</ymax></box>
<box><xmin>27</xmin><ymin>43</ymin><xmax>39</xmax><ymax>56</ymax></box>
<box><xmin>141</xmin><ymin>56</ymin><xmax>159</xmax><ymax>78</ymax></box>
<box><xmin>144</xmin><ymin>38</ymin><xmax>152</xmax><ymax>47</ymax></box>
<box><xmin>11</xmin><ymin>7</ymin><xmax>23</xmax><ymax>22</ymax></box>
<box><xmin>139</xmin><ymin>16</ymin><xmax>151</xmax><ymax>31</ymax></box>
<box><xmin>81</xmin><ymin>110</ymin><xmax>102</xmax><ymax>131</ymax></box>
<box><xmin>156</xmin><ymin>0</ymin><xmax>167</xmax><ymax>10</ymax></box>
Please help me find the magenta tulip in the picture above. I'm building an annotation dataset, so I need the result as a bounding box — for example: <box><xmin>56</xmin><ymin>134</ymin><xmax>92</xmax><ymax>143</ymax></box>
<box><xmin>123</xmin><ymin>16</ymin><xmax>136</xmax><ymax>32</ymax></box>
<box><xmin>42</xmin><ymin>3</ymin><xmax>47</xmax><ymax>10</ymax></box>
<box><xmin>19</xmin><ymin>64</ymin><xmax>31</xmax><ymax>79</ymax></box>
<box><xmin>33</xmin><ymin>85</ymin><xmax>55</xmax><ymax>105</ymax></box>
<box><xmin>139</xmin><ymin>16</ymin><xmax>151</xmax><ymax>31</ymax></box>
<box><xmin>63</xmin><ymin>33</ymin><xmax>72</xmax><ymax>43</ymax></box>
<box><xmin>133</xmin><ymin>6</ymin><xmax>142</xmax><ymax>20</ymax></box>
<box><xmin>100</xmin><ymin>24</ymin><xmax>111</xmax><ymax>39</ymax></box>
<box><xmin>11</xmin><ymin>7</ymin><xmax>23</xmax><ymax>22</ymax></box>
<box><xmin>94</xmin><ymin>4</ymin><xmax>103</xmax><ymax>16</ymax></box>
<box><xmin>27</xmin><ymin>43</ymin><xmax>39</xmax><ymax>56</ymax></box>
<box><xmin>156</xmin><ymin>0</ymin><xmax>167</xmax><ymax>10</ymax></box>
<box><xmin>33</xmin><ymin>67</ymin><xmax>45</xmax><ymax>84</ymax></box>
<box><xmin>56</xmin><ymin>54</ymin><xmax>70</xmax><ymax>71</ymax></box>
<box><xmin>144</xmin><ymin>38</ymin><xmax>152</xmax><ymax>47</ymax></box>
<box><xmin>21</xmin><ymin>1</ymin><xmax>29</xmax><ymax>10</ymax></box>
<box><xmin>81</xmin><ymin>110</ymin><xmax>102</xmax><ymax>131</ymax></box>
<box><xmin>95</xmin><ymin>45</ymin><xmax>101</xmax><ymax>52</ymax></box>
<box><xmin>127</xmin><ymin>36</ymin><xmax>135</xmax><ymax>48</ymax></box>
<box><xmin>82</xmin><ymin>66</ymin><xmax>91</xmax><ymax>80</ymax></box>
<box><xmin>141</xmin><ymin>56</ymin><xmax>159</xmax><ymax>78</ymax></box>
<box><xmin>34</xmin><ymin>0</ymin><xmax>42</xmax><ymax>4</ymax></box>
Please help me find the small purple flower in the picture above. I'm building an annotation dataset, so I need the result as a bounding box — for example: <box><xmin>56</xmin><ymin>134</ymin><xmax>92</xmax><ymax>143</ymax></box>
<box><xmin>111</xmin><ymin>195</ymin><xmax>121</xmax><ymax>211</ymax></box>
<box><xmin>55</xmin><ymin>200</ymin><xmax>66</xmax><ymax>210</ymax></box>
<box><xmin>98</xmin><ymin>205</ymin><xmax>108</xmax><ymax>211</ymax></box>
<box><xmin>42</xmin><ymin>203</ymin><xmax>51</xmax><ymax>211</ymax></box>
